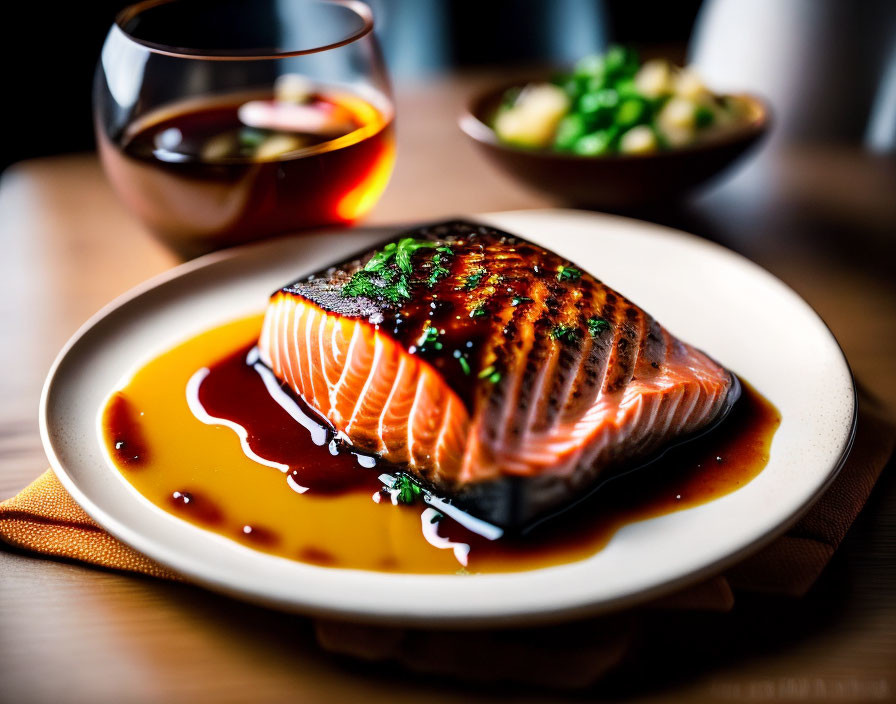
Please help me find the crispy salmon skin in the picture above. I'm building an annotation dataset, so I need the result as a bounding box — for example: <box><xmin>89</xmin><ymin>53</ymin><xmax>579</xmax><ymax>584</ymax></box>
<box><xmin>259</xmin><ymin>221</ymin><xmax>740</xmax><ymax>527</ymax></box>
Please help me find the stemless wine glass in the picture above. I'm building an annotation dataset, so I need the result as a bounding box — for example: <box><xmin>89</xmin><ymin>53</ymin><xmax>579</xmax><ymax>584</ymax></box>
<box><xmin>94</xmin><ymin>0</ymin><xmax>395</xmax><ymax>258</ymax></box>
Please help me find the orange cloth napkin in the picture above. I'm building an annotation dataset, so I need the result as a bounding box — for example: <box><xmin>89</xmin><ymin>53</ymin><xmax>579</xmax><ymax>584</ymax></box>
<box><xmin>1</xmin><ymin>394</ymin><xmax>893</xmax><ymax>688</ymax></box>
<box><xmin>0</xmin><ymin>470</ymin><xmax>180</xmax><ymax>580</ymax></box>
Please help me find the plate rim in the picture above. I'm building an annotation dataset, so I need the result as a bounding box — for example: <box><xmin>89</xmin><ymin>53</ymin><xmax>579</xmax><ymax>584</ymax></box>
<box><xmin>38</xmin><ymin>209</ymin><xmax>857</xmax><ymax>627</ymax></box>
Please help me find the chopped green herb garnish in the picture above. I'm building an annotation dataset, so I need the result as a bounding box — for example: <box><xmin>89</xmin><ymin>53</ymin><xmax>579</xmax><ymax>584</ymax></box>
<box><xmin>394</xmin><ymin>474</ymin><xmax>423</xmax><ymax>505</ymax></box>
<box><xmin>477</xmin><ymin>365</ymin><xmax>502</xmax><ymax>384</ymax></box>
<box><xmin>454</xmin><ymin>352</ymin><xmax>471</xmax><ymax>376</ymax></box>
<box><xmin>587</xmin><ymin>317</ymin><xmax>611</xmax><ymax>336</ymax></box>
<box><xmin>419</xmin><ymin>324</ymin><xmax>443</xmax><ymax>350</ymax></box>
<box><xmin>470</xmin><ymin>305</ymin><xmax>488</xmax><ymax>318</ymax></box>
<box><xmin>511</xmin><ymin>296</ymin><xmax>534</xmax><ymax>306</ymax></box>
<box><xmin>363</xmin><ymin>241</ymin><xmax>398</xmax><ymax>272</ymax></box>
<box><xmin>342</xmin><ymin>237</ymin><xmax>442</xmax><ymax>304</ymax></box>
<box><xmin>550</xmin><ymin>324</ymin><xmax>582</xmax><ymax>344</ymax></box>
<box><xmin>557</xmin><ymin>266</ymin><xmax>583</xmax><ymax>282</ymax></box>
<box><xmin>425</xmin><ymin>247</ymin><xmax>454</xmax><ymax>287</ymax></box>
<box><xmin>341</xmin><ymin>269</ymin><xmax>407</xmax><ymax>303</ymax></box>
<box><xmin>457</xmin><ymin>268</ymin><xmax>487</xmax><ymax>291</ymax></box>
<box><xmin>426</xmin><ymin>260</ymin><xmax>449</xmax><ymax>287</ymax></box>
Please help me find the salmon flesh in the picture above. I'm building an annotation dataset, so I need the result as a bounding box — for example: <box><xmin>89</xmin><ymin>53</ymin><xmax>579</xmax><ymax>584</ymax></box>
<box><xmin>259</xmin><ymin>221</ymin><xmax>740</xmax><ymax>528</ymax></box>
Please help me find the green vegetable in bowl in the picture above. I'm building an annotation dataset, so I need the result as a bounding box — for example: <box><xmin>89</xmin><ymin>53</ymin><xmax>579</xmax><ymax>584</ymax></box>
<box><xmin>572</xmin><ymin>129</ymin><xmax>615</xmax><ymax>156</ymax></box>
<box><xmin>615</xmin><ymin>97</ymin><xmax>648</xmax><ymax>128</ymax></box>
<box><xmin>553</xmin><ymin>113</ymin><xmax>587</xmax><ymax>150</ymax></box>
<box><xmin>491</xmin><ymin>46</ymin><xmax>747</xmax><ymax>156</ymax></box>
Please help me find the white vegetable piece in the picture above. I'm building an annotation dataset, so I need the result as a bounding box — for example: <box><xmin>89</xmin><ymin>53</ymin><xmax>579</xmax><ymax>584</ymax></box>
<box><xmin>634</xmin><ymin>59</ymin><xmax>674</xmax><ymax>99</ymax></box>
<box><xmin>657</xmin><ymin>96</ymin><xmax>698</xmax><ymax>146</ymax></box>
<box><xmin>675</xmin><ymin>67</ymin><xmax>712</xmax><ymax>102</ymax></box>
<box><xmin>493</xmin><ymin>83</ymin><xmax>570</xmax><ymax>148</ymax></box>
<box><xmin>619</xmin><ymin>125</ymin><xmax>658</xmax><ymax>154</ymax></box>
<box><xmin>660</xmin><ymin>97</ymin><xmax>698</xmax><ymax>128</ymax></box>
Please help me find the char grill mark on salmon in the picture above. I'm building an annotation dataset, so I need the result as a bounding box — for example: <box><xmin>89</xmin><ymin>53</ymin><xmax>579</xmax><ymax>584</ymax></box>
<box><xmin>259</xmin><ymin>221</ymin><xmax>740</xmax><ymax>528</ymax></box>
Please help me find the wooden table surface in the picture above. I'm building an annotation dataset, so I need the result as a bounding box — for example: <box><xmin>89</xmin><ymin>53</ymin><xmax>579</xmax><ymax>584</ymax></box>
<box><xmin>1</xmin><ymin>74</ymin><xmax>895</xmax><ymax>703</ymax></box>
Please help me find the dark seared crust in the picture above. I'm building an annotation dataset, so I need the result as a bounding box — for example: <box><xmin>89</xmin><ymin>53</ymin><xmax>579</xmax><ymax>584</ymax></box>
<box><xmin>279</xmin><ymin>221</ymin><xmax>490</xmax><ymax>316</ymax></box>
<box><xmin>280</xmin><ymin>274</ymin><xmax>377</xmax><ymax>319</ymax></box>
<box><xmin>272</xmin><ymin>220</ymin><xmax>740</xmax><ymax>529</ymax></box>
<box><xmin>277</xmin><ymin>220</ymin><xmax>667</xmax><ymax>416</ymax></box>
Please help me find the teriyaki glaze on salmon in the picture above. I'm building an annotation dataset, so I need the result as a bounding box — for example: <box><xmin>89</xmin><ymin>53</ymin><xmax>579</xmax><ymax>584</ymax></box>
<box><xmin>258</xmin><ymin>220</ymin><xmax>740</xmax><ymax>529</ymax></box>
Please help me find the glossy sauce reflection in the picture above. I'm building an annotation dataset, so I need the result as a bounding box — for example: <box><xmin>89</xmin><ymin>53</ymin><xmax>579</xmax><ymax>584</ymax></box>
<box><xmin>101</xmin><ymin>315</ymin><xmax>780</xmax><ymax>574</ymax></box>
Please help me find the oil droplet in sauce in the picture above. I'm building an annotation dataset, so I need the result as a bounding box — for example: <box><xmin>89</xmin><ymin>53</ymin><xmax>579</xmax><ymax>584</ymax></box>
<box><xmin>238</xmin><ymin>524</ymin><xmax>279</xmax><ymax>548</ymax></box>
<box><xmin>105</xmin><ymin>393</ymin><xmax>149</xmax><ymax>468</ymax></box>
<box><xmin>168</xmin><ymin>490</ymin><xmax>224</xmax><ymax>526</ymax></box>
<box><xmin>101</xmin><ymin>315</ymin><xmax>780</xmax><ymax>574</ymax></box>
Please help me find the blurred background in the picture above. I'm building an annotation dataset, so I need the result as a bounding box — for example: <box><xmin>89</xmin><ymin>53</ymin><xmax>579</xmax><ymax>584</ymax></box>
<box><xmin>7</xmin><ymin>0</ymin><xmax>893</xmax><ymax>171</ymax></box>
<box><xmin>0</xmin><ymin>0</ymin><xmax>683</xmax><ymax>169</ymax></box>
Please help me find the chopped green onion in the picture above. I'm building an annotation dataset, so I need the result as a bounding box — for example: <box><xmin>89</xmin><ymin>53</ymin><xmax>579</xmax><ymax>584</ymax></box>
<box><xmin>457</xmin><ymin>268</ymin><xmax>487</xmax><ymax>291</ymax></box>
<box><xmin>394</xmin><ymin>474</ymin><xmax>422</xmax><ymax>505</ymax></box>
<box><xmin>425</xmin><ymin>250</ymin><xmax>452</xmax><ymax>287</ymax></box>
<box><xmin>557</xmin><ymin>266</ymin><xmax>583</xmax><ymax>282</ymax></box>
<box><xmin>550</xmin><ymin>324</ymin><xmax>582</xmax><ymax>344</ymax></box>
<box><xmin>342</xmin><ymin>238</ymin><xmax>443</xmax><ymax>304</ymax></box>
<box><xmin>477</xmin><ymin>365</ymin><xmax>502</xmax><ymax>383</ymax></box>
<box><xmin>587</xmin><ymin>317</ymin><xmax>611</xmax><ymax>336</ymax></box>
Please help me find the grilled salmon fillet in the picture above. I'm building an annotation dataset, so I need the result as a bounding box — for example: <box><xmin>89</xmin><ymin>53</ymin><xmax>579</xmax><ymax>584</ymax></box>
<box><xmin>259</xmin><ymin>221</ymin><xmax>740</xmax><ymax>527</ymax></box>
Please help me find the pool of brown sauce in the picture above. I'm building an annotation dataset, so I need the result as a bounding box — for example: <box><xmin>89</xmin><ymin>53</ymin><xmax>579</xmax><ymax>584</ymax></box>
<box><xmin>102</xmin><ymin>315</ymin><xmax>780</xmax><ymax>574</ymax></box>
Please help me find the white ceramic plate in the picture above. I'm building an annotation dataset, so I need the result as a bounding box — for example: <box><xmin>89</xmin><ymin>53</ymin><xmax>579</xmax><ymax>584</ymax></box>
<box><xmin>40</xmin><ymin>209</ymin><xmax>855</xmax><ymax>627</ymax></box>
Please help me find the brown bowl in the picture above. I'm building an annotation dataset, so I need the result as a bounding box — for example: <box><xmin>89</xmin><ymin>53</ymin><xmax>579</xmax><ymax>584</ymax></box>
<box><xmin>459</xmin><ymin>80</ymin><xmax>770</xmax><ymax>210</ymax></box>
